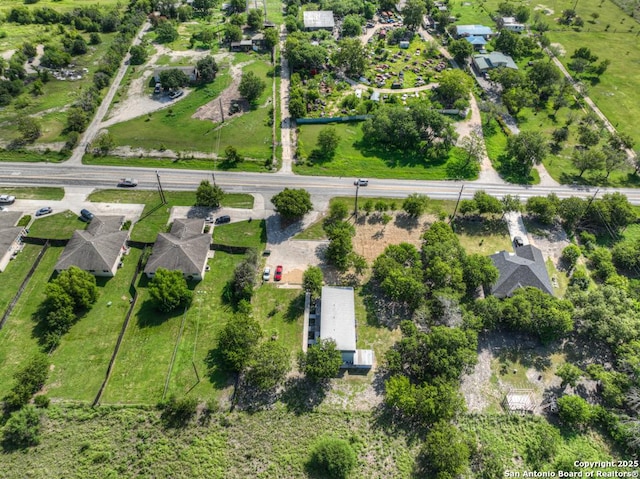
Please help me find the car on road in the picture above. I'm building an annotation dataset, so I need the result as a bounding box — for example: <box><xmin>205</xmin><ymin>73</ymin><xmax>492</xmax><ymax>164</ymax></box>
<box><xmin>205</xmin><ymin>215</ymin><xmax>214</xmax><ymax>223</ymax></box>
<box><xmin>263</xmin><ymin>267</ymin><xmax>270</xmax><ymax>281</ymax></box>
<box><xmin>513</xmin><ymin>236</ymin><xmax>524</xmax><ymax>247</ymax></box>
<box><xmin>354</xmin><ymin>179</ymin><xmax>369</xmax><ymax>186</ymax></box>
<box><xmin>274</xmin><ymin>265</ymin><xmax>283</xmax><ymax>281</ymax></box>
<box><xmin>214</xmin><ymin>215</ymin><xmax>231</xmax><ymax>225</ymax></box>
<box><xmin>169</xmin><ymin>90</ymin><xmax>184</xmax><ymax>99</ymax></box>
<box><xmin>80</xmin><ymin>209</ymin><xmax>94</xmax><ymax>222</ymax></box>
<box><xmin>118</xmin><ymin>178</ymin><xmax>138</xmax><ymax>187</ymax></box>
<box><xmin>35</xmin><ymin>207</ymin><xmax>53</xmax><ymax>217</ymax></box>
<box><xmin>0</xmin><ymin>194</ymin><xmax>15</xmax><ymax>204</ymax></box>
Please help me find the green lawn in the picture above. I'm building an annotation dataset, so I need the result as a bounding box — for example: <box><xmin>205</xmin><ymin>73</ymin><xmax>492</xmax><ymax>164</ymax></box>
<box><xmin>252</xmin><ymin>286</ymin><xmax>304</xmax><ymax>355</ymax></box>
<box><xmin>108</xmin><ymin>58</ymin><xmax>276</xmax><ymax>163</ymax></box>
<box><xmin>454</xmin><ymin>217</ymin><xmax>512</xmax><ymax>256</ymax></box>
<box><xmin>108</xmin><ymin>70</ymin><xmax>232</xmax><ymax>150</ymax></box>
<box><xmin>29</xmin><ymin>210</ymin><xmax>87</xmax><ymax>240</ymax></box>
<box><xmin>0</xmin><ymin>246</ymin><xmax>62</xmax><ymax>398</ymax></box>
<box><xmin>0</xmin><ymin>149</ymin><xmax>68</xmax><ymax>163</ymax></box>
<box><xmin>88</xmin><ymin>190</ymin><xmax>254</xmax><ymax>243</ymax></box>
<box><xmin>212</xmin><ymin>220</ymin><xmax>267</xmax><ymax>249</ymax></box>
<box><xmin>295</xmin><ymin>123</ymin><xmax>475</xmax><ymax>180</ymax></box>
<box><xmin>0</xmin><ymin>244</ymin><xmax>42</xmax><ymax>317</ymax></box>
<box><xmin>0</xmin><ymin>187</ymin><xmax>64</xmax><ymax>200</ymax></box>
<box><xmin>46</xmin><ymin>248</ymin><xmax>143</xmax><ymax>402</ymax></box>
<box><xmin>481</xmin><ymin>117</ymin><xmax>540</xmax><ymax>185</ymax></box>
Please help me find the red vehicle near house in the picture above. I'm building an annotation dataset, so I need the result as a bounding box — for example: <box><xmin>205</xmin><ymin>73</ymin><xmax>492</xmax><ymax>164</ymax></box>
<box><xmin>274</xmin><ymin>265</ymin><xmax>283</xmax><ymax>281</ymax></box>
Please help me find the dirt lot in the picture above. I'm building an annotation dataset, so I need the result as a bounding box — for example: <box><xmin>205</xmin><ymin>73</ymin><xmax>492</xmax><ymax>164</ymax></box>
<box><xmin>192</xmin><ymin>61</ymin><xmax>252</xmax><ymax>123</ymax></box>
<box><xmin>352</xmin><ymin>212</ymin><xmax>436</xmax><ymax>262</ymax></box>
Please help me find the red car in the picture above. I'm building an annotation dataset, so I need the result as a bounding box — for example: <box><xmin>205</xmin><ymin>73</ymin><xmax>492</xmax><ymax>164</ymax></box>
<box><xmin>274</xmin><ymin>265</ymin><xmax>283</xmax><ymax>281</ymax></box>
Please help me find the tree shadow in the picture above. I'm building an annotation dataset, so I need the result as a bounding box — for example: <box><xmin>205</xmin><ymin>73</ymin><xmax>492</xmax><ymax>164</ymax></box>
<box><xmin>232</xmin><ymin>376</ymin><xmax>279</xmax><ymax>412</ymax></box>
<box><xmin>284</xmin><ymin>293</ymin><xmax>305</xmax><ymax>322</ymax></box>
<box><xmin>496</xmin><ymin>154</ymin><xmax>537</xmax><ymax>185</ymax></box>
<box><xmin>135</xmin><ymin>300</ymin><xmax>183</xmax><ymax>328</ymax></box>
<box><xmin>204</xmin><ymin>347</ymin><xmax>235</xmax><ymax>390</ymax></box>
<box><xmin>280</xmin><ymin>376</ymin><xmax>329</xmax><ymax>415</ymax></box>
<box><xmin>393</xmin><ymin>213</ymin><xmax>421</xmax><ymax>231</ymax></box>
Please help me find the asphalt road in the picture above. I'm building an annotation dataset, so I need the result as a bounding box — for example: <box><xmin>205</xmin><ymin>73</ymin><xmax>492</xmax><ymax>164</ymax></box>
<box><xmin>1</xmin><ymin>162</ymin><xmax>639</xmax><ymax>205</ymax></box>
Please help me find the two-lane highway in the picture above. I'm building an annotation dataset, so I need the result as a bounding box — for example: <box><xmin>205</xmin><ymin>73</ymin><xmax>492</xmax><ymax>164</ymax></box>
<box><xmin>1</xmin><ymin>162</ymin><xmax>640</xmax><ymax>205</ymax></box>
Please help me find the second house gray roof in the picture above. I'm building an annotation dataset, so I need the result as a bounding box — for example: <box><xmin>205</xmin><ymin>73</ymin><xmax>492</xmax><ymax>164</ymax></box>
<box><xmin>144</xmin><ymin>218</ymin><xmax>210</xmax><ymax>276</ymax></box>
<box><xmin>490</xmin><ymin>244</ymin><xmax>554</xmax><ymax>297</ymax></box>
<box><xmin>55</xmin><ymin>216</ymin><xmax>128</xmax><ymax>272</ymax></box>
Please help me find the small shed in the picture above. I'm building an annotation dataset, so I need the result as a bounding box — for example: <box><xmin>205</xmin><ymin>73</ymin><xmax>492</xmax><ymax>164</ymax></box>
<box><xmin>370</xmin><ymin>91</ymin><xmax>380</xmax><ymax>101</ymax></box>
<box><xmin>502</xmin><ymin>389</ymin><xmax>536</xmax><ymax>414</ymax></box>
<box><xmin>230</xmin><ymin>40</ymin><xmax>253</xmax><ymax>52</ymax></box>
<box><xmin>399</xmin><ymin>40</ymin><xmax>410</xmax><ymax>49</ymax></box>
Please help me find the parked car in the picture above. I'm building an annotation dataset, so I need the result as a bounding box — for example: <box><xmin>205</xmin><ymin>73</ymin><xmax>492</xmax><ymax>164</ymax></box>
<box><xmin>214</xmin><ymin>215</ymin><xmax>231</xmax><ymax>225</ymax></box>
<box><xmin>205</xmin><ymin>215</ymin><xmax>214</xmax><ymax>223</ymax></box>
<box><xmin>263</xmin><ymin>267</ymin><xmax>270</xmax><ymax>281</ymax></box>
<box><xmin>118</xmin><ymin>178</ymin><xmax>138</xmax><ymax>187</ymax></box>
<box><xmin>80</xmin><ymin>209</ymin><xmax>94</xmax><ymax>222</ymax></box>
<box><xmin>274</xmin><ymin>265</ymin><xmax>283</xmax><ymax>281</ymax></box>
<box><xmin>513</xmin><ymin>236</ymin><xmax>524</xmax><ymax>247</ymax></box>
<box><xmin>154</xmin><ymin>82</ymin><xmax>162</xmax><ymax>94</ymax></box>
<box><xmin>169</xmin><ymin>90</ymin><xmax>184</xmax><ymax>99</ymax></box>
<box><xmin>354</xmin><ymin>179</ymin><xmax>369</xmax><ymax>186</ymax></box>
<box><xmin>0</xmin><ymin>206</ymin><xmax>8</xmax><ymax>212</ymax></box>
<box><xmin>0</xmin><ymin>194</ymin><xmax>15</xmax><ymax>204</ymax></box>
<box><xmin>35</xmin><ymin>207</ymin><xmax>53</xmax><ymax>217</ymax></box>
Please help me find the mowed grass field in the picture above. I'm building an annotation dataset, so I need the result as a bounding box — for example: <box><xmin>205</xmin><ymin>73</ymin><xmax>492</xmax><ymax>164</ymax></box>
<box><xmin>295</xmin><ymin>123</ymin><xmax>473</xmax><ymax>180</ymax></box>
<box><xmin>108</xmin><ymin>57</ymin><xmax>276</xmax><ymax>164</ymax></box>
<box><xmin>452</xmin><ymin>0</ymin><xmax>640</xmax><ymax>149</ymax></box>
<box><xmin>46</xmin><ymin>248</ymin><xmax>143</xmax><ymax>402</ymax></box>
<box><xmin>0</xmin><ymin>246</ymin><xmax>62</xmax><ymax>399</ymax></box>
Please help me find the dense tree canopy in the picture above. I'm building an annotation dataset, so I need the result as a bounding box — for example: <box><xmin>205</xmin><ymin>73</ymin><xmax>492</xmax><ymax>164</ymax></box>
<box><xmin>239</xmin><ymin>71</ymin><xmax>266</xmax><ymax>104</ymax></box>
<box><xmin>148</xmin><ymin>268</ymin><xmax>193</xmax><ymax>312</ymax></box>
<box><xmin>420</xmin><ymin>421</ymin><xmax>471</xmax><ymax>479</ymax></box>
<box><xmin>196</xmin><ymin>55</ymin><xmax>218</xmax><ymax>83</ymax></box>
<box><xmin>195</xmin><ymin>180</ymin><xmax>224</xmax><ymax>208</ymax></box>
<box><xmin>271</xmin><ymin>188</ymin><xmax>313</xmax><ymax>220</ymax></box>
<box><xmin>218</xmin><ymin>313</ymin><xmax>263</xmax><ymax>372</ymax></box>
<box><xmin>373</xmin><ymin>243</ymin><xmax>425</xmax><ymax>308</ymax></box>
<box><xmin>302</xmin><ymin>266</ymin><xmax>324</xmax><ymax>299</ymax></box>
<box><xmin>300</xmin><ymin>338</ymin><xmax>343</xmax><ymax>380</ymax></box>
<box><xmin>434</xmin><ymin>69</ymin><xmax>473</xmax><ymax>108</ymax></box>
<box><xmin>245</xmin><ymin>341</ymin><xmax>291</xmax><ymax>390</ymax></box>
<box><xmin>284</xmin><ymin>34</ymin><xmax>327</xmax><ymax>72</ymax></box>
<box><xmin>332</xmin><ymin>38</ymin><xmax>367</xmax><ymax>77</ymax></box>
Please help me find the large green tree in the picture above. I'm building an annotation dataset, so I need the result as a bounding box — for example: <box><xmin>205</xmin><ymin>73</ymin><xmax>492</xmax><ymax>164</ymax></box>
<box><xmin>402</xmin><ymin>0</ymin><xmax>426</xmax><ymax>30</ymax></box>
<box><xmin>434</xmin><ymin>69</ymin><xmax>473</xmax><ymax>108</ymax></box>
<box><xmin>148</xmin><ymin>268</ymin><xmax>193</xmax><ymax>312</ymax></box>
<box><xmin>420</xmin><ymin>421</ymin><xmax>471</xmax><ymax>479</ymax></box>
<box><xmin>218</xmin><ymin>313</ymin><xmax>263</xmax><ymax>372</ymax></box>
<box><xmin>245</xmin><ymin>341</ymin><xmax>291</xmax><ymax>390</ymax></box>
<box><xmin>300</xmin><ymin>338</ymin><xmax>342</xmax><ymax>381</ymax></box>
<box><xmin>271</xmin><ymin>188</ymin><xmax>313</xmax><ymax>220</ymax></box>
<box><xmin>2</xmin><ymin>406</ymin><xmax>41</xmax><ymax>449</ymax></box>
<box><xmin>505</xmin><ymin>131</ymin><xmax>548</xmax><ymax>177</ymax></box>
<box><xmin>239</xmin><ymin>71</ymin><xmax>266</xmax><ymax>104</ymax></box>
<box><xmin>196</xmin><ymin>55</ymin><xmax>218</xmax><ymax>83</ymax></box>
<box><xmin>331</xmin><ymin>38</ymin><xmax>367</xmax><ymax>77</ymax></box>
<box><xmin>195</xmin><ymin>180</ymin><xmax>224</xmax><ymax>208</ymax></box>
<box><xmin>302</xmin><ymin>266</ymin><xmax>323</xmax><ymax>299</ymax></box>
<box><xmin>159</xmin><ymin>69</ymin><xmax>189</xmax><ymax>90</ymax></box>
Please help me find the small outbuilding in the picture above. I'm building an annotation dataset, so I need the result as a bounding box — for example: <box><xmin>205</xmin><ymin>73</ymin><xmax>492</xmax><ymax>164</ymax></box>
<box><xmin>499</xmin><ymin>17</ymin><xmax>526</xmax><ymax>32</ymax></box>
<box><xmin>303</xmin><ymin>11</ymin><xmax>335</xmax><ymax>31</ymax></box>
<box><xmin>230</xmin><ymin>39</ymin><xmax>253</xmax><ymax>52</ymax></box>
<box><xmin>316</xmin><ymin>286</ymin><xmax>374</xmax><ymax>369</ymax></box>
<box><xmin>456</xmin><ymin>24</ymin><xmax>494</xmax><ymax>39</ymax></box>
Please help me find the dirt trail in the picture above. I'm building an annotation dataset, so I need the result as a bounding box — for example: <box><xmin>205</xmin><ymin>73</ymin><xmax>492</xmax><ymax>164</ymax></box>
<box><xmin>192</xmin><ymin>61</ymin><xmax>253</xmax><ymax>123</ymax></box>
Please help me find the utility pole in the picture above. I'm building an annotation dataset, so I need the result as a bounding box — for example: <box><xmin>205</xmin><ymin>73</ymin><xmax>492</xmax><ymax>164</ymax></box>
<box><xmin>450</xmin><ymin>184</ymin><xmax>464</xmax><ymax>229</ymax></box>
<box><xmin>211</xmin><ymin>172</ymin><xmax>216</xmax><ymax>188</ymax></box>
<box><xmin>354</xmin><ymin>183</ymin><xmax>360</xmax><ymax>219</ymax></box>
<box><xmin>156</xmin><ymin>170</ymin><xmax>166</xmax><ymax>204</ymax></box>
<box><xmin>219</xmin><ymin>97</ymin><xmax>225</xmax><ymax>123</ymax></box>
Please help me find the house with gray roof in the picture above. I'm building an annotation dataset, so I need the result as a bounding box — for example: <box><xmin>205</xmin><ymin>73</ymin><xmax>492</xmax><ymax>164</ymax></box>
<box><xmin>0</xmin><ymin>212</ymin><xmax>26</xmax><ymax>272</ymax></box>
<box><xmin>303</xmin><ymin>11</ymin><xmax>335</xmax><ymax>31</ymax></box>
<box><xmin>144</xmin><ymin>218</ymin><xmax>210</xmax><ymax>281</ymax></box>
<box><xmin>490</xmin><ymin>244</ymin><xmax>554</xmax><ymax>298</ymax></box>
<box><xmin>315</xmin><ymin>286</ymin><xmax>374</xmax><ymax>369</ymax></box>
<box><xmin>55</xmin><ymin>216</ymin><xmax>129</xmax><ymax>277</ymax></box>
<box><xmin>472</xmin><ymin>51</ymin><xmax>518</xmax><ymax>73</ymax></box>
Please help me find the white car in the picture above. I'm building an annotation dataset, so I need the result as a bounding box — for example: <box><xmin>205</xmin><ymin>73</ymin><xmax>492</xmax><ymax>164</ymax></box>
<box><xmin>354</xmin><ymin>179</ymin><xmax>369</xmax><ymax>186</ymax></box>
<box><xmin>0</xmin><ymin>194</ymin><xmax>15</xmax><ymax>204</ymax></box>
<box><xmin>263</xmin><ymin>267</ymin><xmax>270</xmax><ymax>281</ymax></box>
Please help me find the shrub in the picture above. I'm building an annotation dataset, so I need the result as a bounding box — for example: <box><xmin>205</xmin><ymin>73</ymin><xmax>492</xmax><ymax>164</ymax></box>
<box><xmin>33</xmin><ymin>395</ymin><xmax>50</xmax><ymax>409</ymax></box>
<box><xmin>561</xmin><ymin>244</ymin><xmax>581</xmax><ymax>270</ymax></box>
<box><xmin>3</xmin><ymin>353</ymin><xmax>49</xmax><ymax>410</ymax></box>
<box><xmin>158</xmin><ymin>395</ymin><xmax>198</xmax><ymax>426</ymax></box>
<box><xmin>2</xmin><ymin>406</ymin><xmax>41</xmax><ymax>449</ymax></box>
<box><xmin>307</xmin><ymin>436</ymin><xmax>357</xmax><ymax>479</ymax></box>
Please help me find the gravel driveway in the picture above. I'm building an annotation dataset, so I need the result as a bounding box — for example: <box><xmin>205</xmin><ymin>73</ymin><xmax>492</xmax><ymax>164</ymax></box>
<box><xmin>503</xmin><ymin>211</ymin><xmax>529</xmax><ymax>245</ymax></box>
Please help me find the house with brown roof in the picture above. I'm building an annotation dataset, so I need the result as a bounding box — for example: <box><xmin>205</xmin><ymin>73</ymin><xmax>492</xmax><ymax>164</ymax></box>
<box><xmin>55</xmin><ymin>216</ymin><xmax>129</xmax><ymax>277</ymax></box>
<box><xmin>0</xmin><ymin>212</ymin><xmax>26</xmax><ymax>272</ymax></box>
<box><xmin>144</xmin><ymin>218</ymin><xmax>210</xmax><ymax>281</ymax></box>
